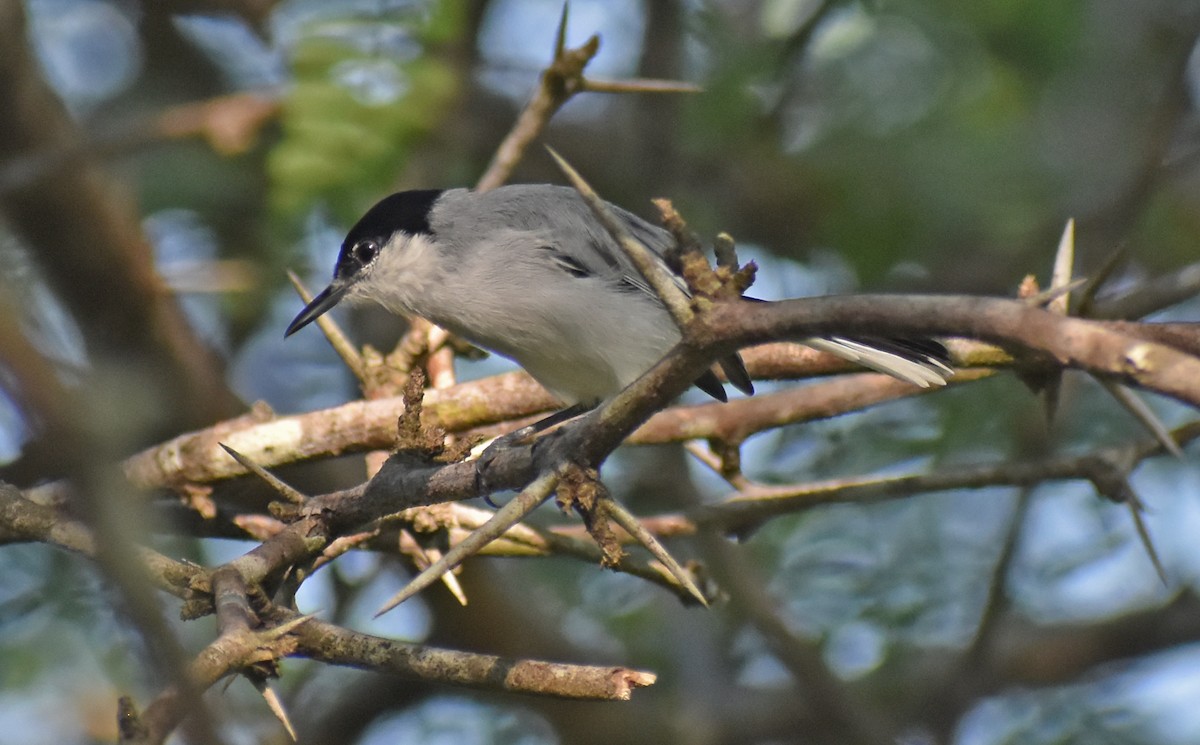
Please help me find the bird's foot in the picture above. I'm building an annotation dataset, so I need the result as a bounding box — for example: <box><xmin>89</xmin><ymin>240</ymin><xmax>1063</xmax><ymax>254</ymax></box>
<box><xmin>471</xmin><ymin>429</ymin><xmax>534</xmax><ymax>507</ymax></box>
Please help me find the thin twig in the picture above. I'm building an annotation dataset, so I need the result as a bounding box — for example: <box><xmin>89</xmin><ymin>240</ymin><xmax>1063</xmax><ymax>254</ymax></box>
<box><xmin>601</xmin><ymin>496</ymin><xmax>708</xmax><ymax>606</ymax></box>
<box><xmin>582</xmin><ymin>77</ymin><xmax>702</xmax><ymax>94</ymax></box>
<box><xmin>685</xmin><ymin>420</ymin><xmax>1200</xmax><ymax>534</ymax></box>
<box><xmin>966</xmin><ymin>489</ymin><xmax>1033</xmax><ymax>665</ymax></box>
<box><xmin>219</xmin><ymin>444</ymin><xmax>308</xmax><ymax>505</ymax></box>
<box><xmin>694</xmin><ymin>521</ymin><xmax>897</xmax><ymax>744</ymax></box>
<box><xmin>1098</xmin><ymin>379</ymin><xmax>1184</xmax><ymax>457</ymax></box>
<box><xmin>475</xmin><ymin>4</ymin><xmax>699</xmax><ymax>192</ymax></box>
<box><xmin>475</xmin><ymin>4</ymin><xmax>598</xmax><ymax>192</ymax></box>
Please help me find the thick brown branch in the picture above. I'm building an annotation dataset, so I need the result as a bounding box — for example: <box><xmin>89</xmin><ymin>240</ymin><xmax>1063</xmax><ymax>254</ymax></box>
<box><xmin>122</xmin><ymin>372</ymin><xmax>554</xmax><ymax>488</ymax></box>
<box><xmin>288</xmin><ymin>614</ymin><xmax>655</xmax><ymax>700</ymax></box>
<box><xmin>125</xmin><ymin>348</ymin><xmax>976</xmax><ymax>490</ymax></box>
<box><xmin>702</xmin><ymin>297</ymin><xmax>1200</xmax><ymax>407</ymax></box>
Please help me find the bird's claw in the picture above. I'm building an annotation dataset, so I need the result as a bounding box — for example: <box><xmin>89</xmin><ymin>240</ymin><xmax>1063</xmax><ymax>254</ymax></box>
<box><xmin>473</xmin><ymin>432</ymin><xmax>522</xmax><ymax>507</ymax></box>
<box><xmin>471</xmin><ymin>416</ymin><xmax>579</xmax><ymax>508</ymax></box>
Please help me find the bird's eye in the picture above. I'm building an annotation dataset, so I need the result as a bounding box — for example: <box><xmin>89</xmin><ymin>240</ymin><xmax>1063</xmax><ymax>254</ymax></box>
<box><xmin>354</xmin><ymin>241</ymin><xmax>379</xmax><ymax>263</ymax></box>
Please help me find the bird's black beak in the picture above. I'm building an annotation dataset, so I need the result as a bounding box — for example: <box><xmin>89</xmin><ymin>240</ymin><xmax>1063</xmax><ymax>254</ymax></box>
<box><xmin>285</xmin><ymin>282</ymin><xmax>350</xmax><ymax>337</ymax></box>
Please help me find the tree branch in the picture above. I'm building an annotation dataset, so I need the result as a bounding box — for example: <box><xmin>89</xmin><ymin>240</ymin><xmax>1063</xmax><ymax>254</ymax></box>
<box><xmin>286</xmin><ymin>612</ymin><xmax>656</xmax><ymax>701</ymax></box>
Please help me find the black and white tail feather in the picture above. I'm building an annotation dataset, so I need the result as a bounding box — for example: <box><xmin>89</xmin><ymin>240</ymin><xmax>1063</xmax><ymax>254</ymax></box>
<box><xmin>804</xmin><ymin>337</ymin><xmax>953</xmax><ymax>388</ymax></box>
<box><xmin>602</xmin><ymin>204</ymin><xmax>953</xmax><ymax>394</ymax></box>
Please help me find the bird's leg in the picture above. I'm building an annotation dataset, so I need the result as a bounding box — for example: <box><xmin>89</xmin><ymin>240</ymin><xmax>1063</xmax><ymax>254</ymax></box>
<box><xmin>474</xmin><ymin>402</ymin><xmax>594</xmax><ymax>505</ymax></box>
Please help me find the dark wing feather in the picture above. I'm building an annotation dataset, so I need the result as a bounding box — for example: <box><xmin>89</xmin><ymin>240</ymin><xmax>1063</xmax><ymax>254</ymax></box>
<box><xmin>693</xmin><ymin>369</ymin><xmax>729</xmax><ymax>402</ymax></box>
<box><xmin>718</xmin><ymin>355</ymin><xmax>755</xmax><ymax>396</ymax></box>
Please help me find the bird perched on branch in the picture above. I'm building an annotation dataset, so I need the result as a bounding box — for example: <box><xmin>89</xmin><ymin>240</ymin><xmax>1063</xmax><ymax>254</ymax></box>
<box><xmin>286</xmin><ymin>184</ymin><xmax>951</xmax><ymax>426</ymax></box>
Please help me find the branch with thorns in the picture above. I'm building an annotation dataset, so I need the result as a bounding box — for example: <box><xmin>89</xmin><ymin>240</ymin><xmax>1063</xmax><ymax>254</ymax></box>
<box><xmin>4</xmin><ymin>5</ymin><xmax>1200</xmax><ymax>744</ymax></box>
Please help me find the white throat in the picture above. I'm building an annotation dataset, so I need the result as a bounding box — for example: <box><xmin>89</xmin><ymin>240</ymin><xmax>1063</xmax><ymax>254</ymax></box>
<box><xmin>349</xmin><ymin>232</ymin><xmax>445</xmax><ymax>317</ymax></box>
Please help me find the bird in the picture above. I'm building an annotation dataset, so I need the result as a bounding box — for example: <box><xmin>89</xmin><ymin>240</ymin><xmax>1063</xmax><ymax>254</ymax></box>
<box><xmin>286</xmin><ymin>184</ymin><xmax>951</xmax><ymax>425</ymax></box>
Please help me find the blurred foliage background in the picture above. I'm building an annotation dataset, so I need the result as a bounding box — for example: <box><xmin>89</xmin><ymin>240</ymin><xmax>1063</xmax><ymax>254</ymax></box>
<box><xmin>2</xmin><ymin>0</ymin><xmax>1200</xmax><ymax>743</ymax></box>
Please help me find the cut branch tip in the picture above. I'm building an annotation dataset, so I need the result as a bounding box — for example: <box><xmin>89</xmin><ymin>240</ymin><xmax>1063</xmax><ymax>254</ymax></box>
<box><xmin>1098</xmin><ymin>379</ymin><xmax>1184</xmax><ymax>458</ymax></box>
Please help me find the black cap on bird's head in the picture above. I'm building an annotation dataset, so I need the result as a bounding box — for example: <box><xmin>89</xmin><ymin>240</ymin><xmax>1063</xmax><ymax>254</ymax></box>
<box><xmin>285</xmin><ymin>189</ymin><xmax>443</xmax><ymax>337</ymax></box>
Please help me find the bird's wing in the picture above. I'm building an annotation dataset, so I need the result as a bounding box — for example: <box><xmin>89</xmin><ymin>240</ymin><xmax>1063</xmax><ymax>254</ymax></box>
<box><xmin>575</xmin><ymin>203</ymin><xmax>691</xmax><ymax>301</ymax></box>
